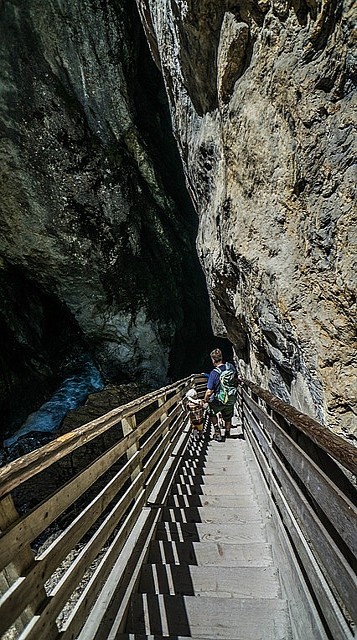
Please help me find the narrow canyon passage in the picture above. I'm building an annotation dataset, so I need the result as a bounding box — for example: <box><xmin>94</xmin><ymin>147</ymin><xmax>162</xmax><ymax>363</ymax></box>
<box><xmin>0</xmin><ymin>1</ymin><xmax>355</xmax><ymax>479</ymax></box>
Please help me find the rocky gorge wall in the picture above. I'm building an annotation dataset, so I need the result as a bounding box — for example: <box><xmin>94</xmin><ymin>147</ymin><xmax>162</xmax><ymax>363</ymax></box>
<box><xmin>137</xmin><ymin>0</ymin><xmax>356</xmax><ymax>436</ymax></box>
<box><xmin>0</xmin><ymin>0</ymin><xmax>216</xmax><ymax>437</ymax></box>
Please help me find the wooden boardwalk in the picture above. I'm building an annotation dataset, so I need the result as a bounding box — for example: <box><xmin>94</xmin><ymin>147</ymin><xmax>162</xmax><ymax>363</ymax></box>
<box><xmin>119</xmin><ymin>425</ymin><xmax>300</xmax><ymax>639</ymax></box>
<box><xmin>0</xmin><ymin>376</ymin><xmax>355</xmax><ymax>640</ymax></box>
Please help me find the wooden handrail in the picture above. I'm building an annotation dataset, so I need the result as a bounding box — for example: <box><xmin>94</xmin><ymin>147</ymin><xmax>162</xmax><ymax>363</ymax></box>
<box><xmin>0</xmin><ymin>372</ymin><xmax>355</xmax><ymax>640</ymax></box>
<box><xmin>0</xmin><ymin>377</ymin><xmax>193</xmax><ymax>638</ymax></box>
<box><xmin>0</xmin><ymin>375</ymin><xmax>194</xmax><ymax>499</ymax></box>
<box><xmin>241</xmin><ymin>379</ymin><xmax>356</xmax><ymax>638</ymax></box>
<box><xmin>244</xmin><ymin>380</ymin><xmax>357</xmax><ymax>475</ymax></box>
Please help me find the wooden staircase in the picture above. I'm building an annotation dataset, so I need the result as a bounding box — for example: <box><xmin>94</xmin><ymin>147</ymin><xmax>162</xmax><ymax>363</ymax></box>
<box><xmin>122</xmin><ymin>426</ymin><xmax>292</xmax><ymax>639</ymax></box>
<box><xmin>0</xmin><ymin>375</ymin><xmax>355</xmax><ymax>640</ymax></box>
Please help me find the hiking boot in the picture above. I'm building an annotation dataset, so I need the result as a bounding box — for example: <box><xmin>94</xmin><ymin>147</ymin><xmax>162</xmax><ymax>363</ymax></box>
<box><xmin>214</xmin><ymin>430</ymin><xmax>222</xmax><ymax>442</ymax></box>
<box><xmin>225</xmin><ymin>430</ymin><xmax>231</xmax><ymax>438</ymax></box>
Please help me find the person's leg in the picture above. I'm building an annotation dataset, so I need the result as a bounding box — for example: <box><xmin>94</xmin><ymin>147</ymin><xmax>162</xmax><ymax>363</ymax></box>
<box><xmin>196</xmin><ymin>422</ymin><xmax>204</xmax><ymax>439</ymax></box>
<box><xmin>214</xmin><ymin>424</ymin><xmax>222</xmax><ymax>440</ymax></box>
<box><xmin>222</xmin><ymin>404</ymin><xmax>235</xmax><ymax>436</ymax></box>
<box><xmin>212</xmin><ymin>415</ymin><xmax>221</xmax><ymax>440</ymax></box>
<box><xmin>209</xmin><ymin>401</ymin><xmax>222</xmax><ymax>440</ymax></box>
<box><xmin>224</xmin><ymin>419</ymin><xmax>232</xmax><ymax>435</ymax></box>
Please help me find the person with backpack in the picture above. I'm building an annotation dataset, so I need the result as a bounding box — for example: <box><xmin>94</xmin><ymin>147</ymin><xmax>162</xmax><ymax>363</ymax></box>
<box><xmin>204</xmin><ymin>348</ymin><xmax>238</xmax><ymax>441</ymax></box>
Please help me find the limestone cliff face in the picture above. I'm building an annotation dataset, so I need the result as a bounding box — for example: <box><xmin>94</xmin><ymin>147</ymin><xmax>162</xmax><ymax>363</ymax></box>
<box><xmin>137</xmin><ymin>0</ymin><xmax>356</xmax><ymax>436</ymax></box>
<box><xmin>0</xmin><ymin>0</ymin><xmax>213</xmax><ymax>433</ymax></box>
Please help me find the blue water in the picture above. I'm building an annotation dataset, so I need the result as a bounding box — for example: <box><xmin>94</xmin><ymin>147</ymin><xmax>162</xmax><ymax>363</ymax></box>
<box><xmin>3</xmin><ymin>356</ymin><xmax>104</xmax><ymax>448</ymax></box>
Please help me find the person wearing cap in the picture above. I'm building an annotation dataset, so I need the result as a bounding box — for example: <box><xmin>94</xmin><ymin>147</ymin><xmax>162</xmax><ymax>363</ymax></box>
<box><xmin>182</xmin><ymin>388</ymin><xmax>207</xmax><ymax>440</ymax></box>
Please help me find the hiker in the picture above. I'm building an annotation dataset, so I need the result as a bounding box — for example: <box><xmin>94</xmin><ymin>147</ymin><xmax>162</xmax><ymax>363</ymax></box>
<box><xmin>183</xmin><ymin>388</ymin><xmax>207</xmax><ymax>440</ymax></box>
<box><xmin>204</xmin><ymin>348</ymin><xmax>238</xmax><ymax>441</ymax></box>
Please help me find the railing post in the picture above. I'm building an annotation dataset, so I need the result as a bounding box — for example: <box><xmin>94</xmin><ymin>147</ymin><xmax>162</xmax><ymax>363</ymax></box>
<box><xmin>0</xmin><ymin>494</ymin><xmax>58</xmax><ymax>638</ymax></box>
<box><xmin>158</xmin><ymin>394</ymin><xmax>168</xmax><ymax>431</ymax></box>
<box><xmin>122</xmin><ymin>414</ymin><xmax>141</xmax><ymax>480</ymax></box>
<box><xmin>239</xmin><ymin>385</ymin><xmax>245</xmax><ymax>437</ymax></box>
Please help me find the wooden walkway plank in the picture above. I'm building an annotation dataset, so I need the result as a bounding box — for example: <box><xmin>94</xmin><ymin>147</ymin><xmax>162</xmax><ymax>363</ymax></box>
<box><xmin>166</xmin><ymin>493</ymin><xmax>259</xmax><ymax>508</ymax></box>
<box><xmin>148</xmin><ymin>540</ymin><xmax>274</xmax><ymax>567</ymax></box>
<box><xmin>126</xmin><ymin>593</ymin><xmax>291</xmax><ymax>639</ymax></box>
<box><xmin>160</xmin><ymin>505</ymin><xmax>262</xmax><ymax>524</ymax></box>
<box><xmin>123</xmin><ymin>429</ymin><xmax>293</xmax><ymax>640</ymax></box>
<box><xmin>0</xmin><ymin>375</ymin><xmax>354</xmax><ymax>640</ymax></box>
<box><xmin>139</xmin><ymin>564</ymin><xmax>282</xmax><ymax>598</ymax></box>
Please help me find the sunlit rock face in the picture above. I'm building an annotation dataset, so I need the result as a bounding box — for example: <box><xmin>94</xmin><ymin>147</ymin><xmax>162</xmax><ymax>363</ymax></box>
<box><xmin>137</xmin><ymin>0</ymin><xmax>356</xmax><ymax>436</ymax></box>
<box><xmin>0</xmin><ymin>0</ymin><xmax>214</xmax><ymax>434</ymax></box>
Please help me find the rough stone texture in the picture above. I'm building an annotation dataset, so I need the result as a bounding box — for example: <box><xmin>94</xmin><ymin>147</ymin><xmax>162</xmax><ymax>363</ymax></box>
<box><xmin>137</xmin><ymin>0</ymin><xmax>356</xmax><ymax>436</ymax></box>
<box><xmin>0</xmin><ymin>0</ymin><xmax>215</xmax><ymax>436</ymax></box>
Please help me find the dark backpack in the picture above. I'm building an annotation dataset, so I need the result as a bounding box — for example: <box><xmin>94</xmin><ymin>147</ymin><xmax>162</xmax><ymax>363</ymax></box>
<box><xmin>215</xmin><ymin>364</ymin><xmax>238</xmax><ymax>404</ymax></box>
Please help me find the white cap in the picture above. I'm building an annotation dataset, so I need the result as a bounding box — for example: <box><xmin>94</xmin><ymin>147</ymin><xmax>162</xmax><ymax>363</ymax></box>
<box><xmin>185</xmin><ymin>388</ymin><xmax>198</xmax><ymax>400</ymax></box>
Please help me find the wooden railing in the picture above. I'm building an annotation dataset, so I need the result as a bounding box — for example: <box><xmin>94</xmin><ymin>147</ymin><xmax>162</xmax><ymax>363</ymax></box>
<box><xmin>0</xmin><ymin>374</ymin><xmax>355</xmax><ymax>640</ymax></box>
<box><xmin>240</xmin><ymin>381</ymin><xmax>357</xmax><ymax>640</ymax></box>
<box><xmin>0</xmin><ymin>374</ymin><xmax>202</xmax><ymax>640</ymax></box>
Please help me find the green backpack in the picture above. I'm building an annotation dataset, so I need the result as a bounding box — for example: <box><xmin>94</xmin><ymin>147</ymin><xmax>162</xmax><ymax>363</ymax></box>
<box><xmin>215</xmin><ymin>364</ymin><xmax>238</xmax><ymax>404</ymax></box>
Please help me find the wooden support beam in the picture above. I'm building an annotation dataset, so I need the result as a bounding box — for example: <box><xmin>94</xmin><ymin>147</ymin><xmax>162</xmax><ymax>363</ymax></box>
<box><xmin>122</xmin><ymin>414</ymin><xmax>140</xmax><ymax>480</ymax></box>
<box><xmin>0</xmin><ymin>495</ymin><xmax>57</xmax><ymax>638</ymax></box>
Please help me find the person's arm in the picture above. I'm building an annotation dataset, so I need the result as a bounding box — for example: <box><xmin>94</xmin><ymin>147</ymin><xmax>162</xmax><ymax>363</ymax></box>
<box><xmin>204</xmin><ymin>370</ymin><xmax>217</xmax><ymax>402</ymax></box>
<box><xmin>204</xmin><ymin>388</ymin><xmax>214</xmax><ymax>403</ymax></box>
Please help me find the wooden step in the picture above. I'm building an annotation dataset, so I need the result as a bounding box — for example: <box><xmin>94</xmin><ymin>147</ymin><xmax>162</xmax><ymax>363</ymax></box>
<box><xmin>166</xmin><ymin>492</ymin><xmax>258</xmax><ymax>508</ymax></box>
<box><xmin>181</xmin><ymin>449</ymin><xmax>209</xmax><ymax>461</ymax></box>
<box><xmin>171</xmin><ymin>481</ymin><xmax>253</xmax><ymax>496</ymax></box>
<box><xmin>126</xmin><ymin>594</ymin><xmax>291</xmax><ymax>639</ymax></box>
<box><xmin>182</xmin><ymin>451</ymin><xmax>245</xmax><ymax>463</ymax></box>
<box><xmin>138</xmin><ymin>564</ymin><xmax>282</xmax><ymax>598</ymax></box>
<box><xmin>183</xmin><ymin>449</ymin><xmax>246</xmax><ymax>462</ymax></box>
<box><xmin>117</xmin><ymin>635</ymin><xmax>235</xmax><ymax>640</ymax></box>
<box><xmin>177</xmin><ymin>466</ymin><xmax>250</xmax><ymax>479</ymax></box>
<box><xmin>160</xmin><ymin>505</ymin><xmax>261</xmax><ymax>524</ymax></box>
<box><xmin>184</xmin><ymin>448</ymin><xmax>245</xmax><ymax>459</ymax></box>
<box><xmin>200</xmin><ymin>461</ymin><xmax>249</xmax><ymax>471</ymax></box>
<box><xmin>148</xmin><ymin>540</ymin><xmax>273</xmax><ymax>567</ymax></box>
<box><xmin>154</xmin><ymin>522</ymin><xmax>266</xmax><ymax>544</ymax></box>
<box><xmin>175</xmin><ymin>469</ymin><xmax>253</xmax><ymax>487</ymax></box>
<box><xmin>205</xmin><ymin>448</ymin><xmax>247</xmax><ymax>459</ymax></box>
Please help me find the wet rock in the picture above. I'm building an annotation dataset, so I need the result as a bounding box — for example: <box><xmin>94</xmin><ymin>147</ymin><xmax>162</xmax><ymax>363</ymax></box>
<box><xmin>4</xmin><ymin>381</ymin><xmax>149</xmax><ymax>514</ymax></box>
<box><xmin>61</xmin><ymin>381</ymin><xmax>150</xmax><ymax>432</ymax></box>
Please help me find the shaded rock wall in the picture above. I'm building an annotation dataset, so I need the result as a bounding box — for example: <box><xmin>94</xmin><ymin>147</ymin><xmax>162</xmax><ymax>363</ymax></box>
<box><xmin>137</xmin><ymin>0</ymin><xmax>356</xmax><ymax>436</ymax></box>
<box><xmin>0</xmin><ymin>0</ymin><xmax>215</xmax><ymax>435</ymax></box>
